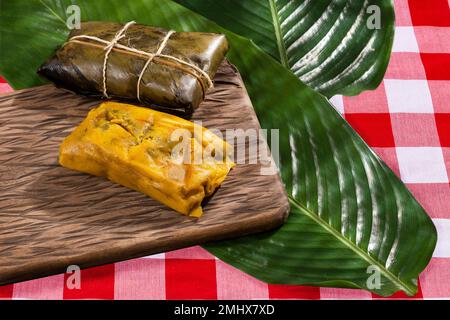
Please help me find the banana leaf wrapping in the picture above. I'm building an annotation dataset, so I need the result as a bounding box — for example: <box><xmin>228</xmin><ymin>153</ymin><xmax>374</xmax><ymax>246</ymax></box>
<box><xmin>37</xmin><ymin>21</ymin><xmax>229</xmax><ymax>114</ymax></box>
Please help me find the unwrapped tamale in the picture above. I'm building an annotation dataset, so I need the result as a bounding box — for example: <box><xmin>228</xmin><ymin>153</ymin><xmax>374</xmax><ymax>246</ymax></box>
<box><xmin>59</xmin><ymin>102</ymin><xmax>235</xmax><ymax>217</ymax></box>
<box><xmin>38</xmin><ymin>21</ymin><xmax>229</xmax><ymax>114</ymax></box>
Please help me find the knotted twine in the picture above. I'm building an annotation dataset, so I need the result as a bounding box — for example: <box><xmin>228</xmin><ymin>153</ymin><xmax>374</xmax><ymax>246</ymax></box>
<box><xmin>65</xmin><ymin>21</ymin><xmax>214</xmax><ymax>100</ymax></box>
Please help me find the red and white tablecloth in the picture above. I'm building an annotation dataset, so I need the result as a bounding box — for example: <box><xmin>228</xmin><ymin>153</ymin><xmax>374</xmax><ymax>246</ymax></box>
<box><xmin>0</xmin><ymin>0</ymin><xmax>449</xmax><ymax>300</ymax></box>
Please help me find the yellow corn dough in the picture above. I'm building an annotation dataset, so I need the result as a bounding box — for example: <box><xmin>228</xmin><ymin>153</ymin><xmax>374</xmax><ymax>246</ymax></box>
<box><xmin>59</xmin><ymin>102</ymin><xmax>235</xmax><ymax>217</ymax></box>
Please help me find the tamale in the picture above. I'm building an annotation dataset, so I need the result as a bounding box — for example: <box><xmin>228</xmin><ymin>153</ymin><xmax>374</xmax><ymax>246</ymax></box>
<box><xmin>38</xmin><ymin>21</ymin><xmax>229</xmax><ymax>114</ymax></box>
<box><xmin>59</xmin><ymin>102</ymin><xmax>235</xmax><ymax>217</ymax></box>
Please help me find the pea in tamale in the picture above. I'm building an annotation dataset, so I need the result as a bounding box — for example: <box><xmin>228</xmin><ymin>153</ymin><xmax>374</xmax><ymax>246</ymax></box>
<box><xmin>59</xmin><ymin>102</ymin><xmax>234</xmax><ymax>217</ymax></box>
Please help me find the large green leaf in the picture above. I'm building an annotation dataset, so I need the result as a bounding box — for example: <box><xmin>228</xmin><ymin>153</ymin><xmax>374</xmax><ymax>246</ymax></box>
<box><xmin>0</xmin><ymin>0</ymin><xmax>436</xmax><ymax>296</ymax></box>
<box><xmin>175</xmin><ymin>0</ymin><xmax>395</xmax><ymax>97</ymax></box>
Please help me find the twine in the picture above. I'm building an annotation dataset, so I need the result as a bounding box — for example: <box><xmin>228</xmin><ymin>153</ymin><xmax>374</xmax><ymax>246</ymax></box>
<box><xmin>136</xmin><ymin>30</ymin><xmax>175</xmax><ymax>101</ymax></box>
<box><xmin>65</xmin><ymin>21</ymin><xmax>214</xmax><ymax>100</ymax></box>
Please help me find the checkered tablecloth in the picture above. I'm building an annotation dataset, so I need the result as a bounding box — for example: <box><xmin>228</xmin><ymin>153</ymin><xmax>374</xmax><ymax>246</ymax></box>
<box><xmin>0</xmin><ymin>0</ymin><xmax>449</xmax><ymax>300</ymax></box>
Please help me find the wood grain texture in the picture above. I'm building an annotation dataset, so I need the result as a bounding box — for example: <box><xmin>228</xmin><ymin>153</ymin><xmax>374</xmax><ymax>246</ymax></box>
<box><xmin>0</xmin><ymin>62</ymin><xmax>289</xmax><ymax>285</ymax></box>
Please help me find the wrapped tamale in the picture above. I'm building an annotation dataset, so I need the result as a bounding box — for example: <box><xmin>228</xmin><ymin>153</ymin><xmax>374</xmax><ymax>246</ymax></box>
<box><xmin>59</xmin><ymin>102</ymin><xmax>235</xmax><ymax>217</ymax></box>
<box><xmin>38</xmin><ymin>21</ymin><xmax>229</xmax><ymax>114</ymax></box>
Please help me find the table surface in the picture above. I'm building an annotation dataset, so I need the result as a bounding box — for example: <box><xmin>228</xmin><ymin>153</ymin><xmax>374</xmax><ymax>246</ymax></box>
<box><xmin>0</xmin><ymin>0</ymin><xmax>449</xmax><ymax>300</ymax></box>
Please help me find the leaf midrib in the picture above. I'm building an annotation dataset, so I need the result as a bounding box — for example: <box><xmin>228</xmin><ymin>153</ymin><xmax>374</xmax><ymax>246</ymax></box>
<box><xmin>289</xmin><ymin>197</ymin><xmax>416</xmax><ymax>296</ymax></box>
<box><xmin>268</xmin><ymin>0</ymin><xmax>289</xmax><ymax>68</ymax></box>
<box><xmin>39</xmin><ymin>0</ymin><xmax>66</xmax><ymax>25</ymax></box>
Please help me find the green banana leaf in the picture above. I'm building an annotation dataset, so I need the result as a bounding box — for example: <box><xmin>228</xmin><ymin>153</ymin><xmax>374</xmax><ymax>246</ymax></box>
<box><xmin>175</xmin><ymin>0</ymin><xmax>395</xmax><ymax>97</ymax></box>
<box><xmin>0</xmin><ymin>0</ymin><xmax>436</xmax><ymax>297</ymax></box>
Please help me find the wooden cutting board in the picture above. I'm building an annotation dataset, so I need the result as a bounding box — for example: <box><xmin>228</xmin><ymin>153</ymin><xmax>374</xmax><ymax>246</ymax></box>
<box><xmin>0</xmin><ymin>62</ymin><xmax>289</xmax><ymax>285</ymax></box>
